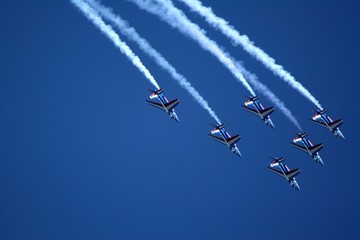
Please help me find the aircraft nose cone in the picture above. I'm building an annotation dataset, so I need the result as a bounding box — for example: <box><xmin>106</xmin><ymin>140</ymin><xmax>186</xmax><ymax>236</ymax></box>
<box><xmin>233</xmin><ymin>148</ymin><xmax>242</xmax><ymax>158</ymax></box>
<box><xmin>236</xmin><ymin>150</ymin><xmax>242</xmax><ymax>158</ymax></box>
<box><xmin>172</xmin><ymin>115</ymin><xmax>180</xmax><ymax>123</ymax></box>
<box><xmin>316</xmin><ymin>156</ymin><xmax>324</xmax><ymax>166</ymax></box>
<box><xmin>294</xmin><ymin>183</ymin><xmax>301</xmax><ymax>191</ymax></box>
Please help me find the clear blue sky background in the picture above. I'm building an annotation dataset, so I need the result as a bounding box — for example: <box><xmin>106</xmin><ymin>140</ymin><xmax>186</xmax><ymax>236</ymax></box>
<box><xmin>1</xmin><ymin>0</ymin><xmax>359</xmax><ymax>239</ymax></box>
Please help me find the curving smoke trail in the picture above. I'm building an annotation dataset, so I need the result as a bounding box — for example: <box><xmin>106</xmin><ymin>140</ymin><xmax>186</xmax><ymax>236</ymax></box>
<box><xmin>70</xmin><ymin>0</ymin><xmax>161</xmax><ymax>90</ymax></box>
<box><xmin>177</xmin><ymin>0</ymin><xmax>322</xmax><ymax>109</ymax></box>
<box><xmin>129</xmin><ymin>0</ymin><xmax>302</xmax><ymax>129</ymax></box>
<box><xmin>85</xmin><ymin>0</ymin><xmax>221</xmax><ymax>124</ymax></box>
<box><xmin>129</xmin><ymin>0</ymin><xmax>256</xmax><ymax>97</ymax></box>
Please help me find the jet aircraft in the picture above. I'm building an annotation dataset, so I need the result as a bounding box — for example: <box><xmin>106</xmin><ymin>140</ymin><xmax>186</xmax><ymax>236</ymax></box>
<box><xmin>146</xmin><ymin>89</ymin><xmax>180</xmax><ymax>122</ymax></box>
<box><xmin>242</xmin><ymin>96</ymin><xmax>275</xmax><ymax>128</ymax></box>
<box><xmin>290</xmin><ymin>132</ymin><xmax>324</xmax><ymax>165</ymax></box>
<box><xmin>208</xmin><ymin>124</ymin><xmax>242</xmax><ymax>157</ymax></box>
<box><xmin>311</xmin><ymin>109</ymin><xmax>344</xmax><ymax>139</ymax></box>
<box><xmin>267</xmin><ymin>157</ymin><xmax>301</xmax><ymax>190</ymax></box>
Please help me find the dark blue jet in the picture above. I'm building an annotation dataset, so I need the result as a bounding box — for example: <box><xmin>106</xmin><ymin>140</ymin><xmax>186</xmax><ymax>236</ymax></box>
<box><xmin>242</xmin><ymin>96</ymin><xmax>275</xmax><ymax>129</ymax></box>
<box><xmin>291</xmin><ymin>132</ymin><xmax>324</xmax><ymax>165</ymax></box>
<box><xmin>146</xmin><ymin>89</ymin><xmax>180</xmax><ymax>123</ymax></box>
<box><xmin>208</xmin><ymin>124</ymin><xmax>242</xmax><ymax>157</ymax></box>
<box><xmin>311</xmin><ymin>109</ymin><xmax>344</xmax><ymax>140</ymax></box>
<box><xmin>267</xmin><ymin>157</ymin><xmax>301</xmax><ymax>191</ymax></box>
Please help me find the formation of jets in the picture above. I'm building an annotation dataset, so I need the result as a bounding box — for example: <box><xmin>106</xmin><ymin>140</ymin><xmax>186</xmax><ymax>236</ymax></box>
<box><xmin>146</xmin><ymin>89</ymin><xmax>345</xmax><ymax>191</ymax></box>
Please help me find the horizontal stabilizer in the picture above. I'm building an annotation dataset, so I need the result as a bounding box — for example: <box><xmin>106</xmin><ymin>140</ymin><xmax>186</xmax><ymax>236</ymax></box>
<box><xmin>293</xmin><ymin>137</ymin><xmax>303</xmax><ymax>144</ymax></box>
<box><xmin>245</xmin><ymin>95</ymin><xmax>259</xmax><ymax>101</ymax></box>
<box><xmin>210</xmin><ymin>124</ymin><xmax>225</xmax><ymax>132</ymax></box>
<box><xmin>260</xmin><ymin>107</ymin><xmax>275</xmax><ymax>118</ymax></box>
<box><xmin>149</xmin><ymin>89</ymin><xmax>164</xmax><ymax>99</ymax></box>
<box><xmin>329</xmin><ymin>119</ymin><xmax>343</xmax><ymax>130</ymax></box>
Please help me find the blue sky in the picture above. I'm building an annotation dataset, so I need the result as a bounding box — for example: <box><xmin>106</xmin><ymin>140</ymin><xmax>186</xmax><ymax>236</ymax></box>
<box><xmin>1</xmin><ymin>0</ymin><xmax>359</xmax><ymax>239</ymax></box>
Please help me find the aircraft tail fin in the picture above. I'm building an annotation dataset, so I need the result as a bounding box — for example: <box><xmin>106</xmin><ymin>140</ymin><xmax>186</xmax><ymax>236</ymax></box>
<box><xmin>149</xmin><ymin>88</ymin><xmax>164</xmax><ymax>99</ymax></box>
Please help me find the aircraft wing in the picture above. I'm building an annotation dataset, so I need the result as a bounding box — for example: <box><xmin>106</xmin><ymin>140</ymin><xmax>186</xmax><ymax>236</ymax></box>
<box><xmin>290</xmin><ymin>142</ymin><xmax>309</xmax><ymax>154</ymax></box>
<box><xmin>164</xmin><ymin>99</ymin><xmax>179</xmax><ymax>111</ymax></box>
<box><xmin>267</xmin><ymin>167</ymin><xmax>286</xmax><ymax>179</ymax></box>
<box><xmin>310</xmin><ymin>119</ymin><xmax>329</xmax><ymax>129</ymax></box>
<box><xmin>226</xmin><ymin>135</ymin><xmax>241</xmax><ymax>146</ymax></box>
<box><xmin>146</xmin><ymin>100</ymin><xmax>166</xmax><ymax>111</ymax></box>
<box><xmin>329</xmin><ymin>119</ymin><xmax>343</xmax><ymax>130</ymax></box>
<box><xmin>208</xmin><ymin>134</ymin><xmax>228</xmax><ymax>146</ymax></box>
<box><xmin>242</xmin><ymin>105</ymin><xmax>260</xmax><ymax>117</ymax></box>
<box><xmin>259</xmin><ymin>107</ymin><xmax>275</xmax><ymax>118</ymax></box>
<box><xmin>285</xmin><ymin>169</ymin><xmax>300</xmax><ymax>179</ymax></box>
<box><xmin>308</xmin><ymin>143</ymin><xmax>324</xmax><ymax>154</ymax></box>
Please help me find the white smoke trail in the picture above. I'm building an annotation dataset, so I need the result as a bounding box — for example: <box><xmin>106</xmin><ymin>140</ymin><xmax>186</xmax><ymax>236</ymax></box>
<box><xmin>237</xmin><ymin>63</ymin><xmax>302</xmax><ymax>130</ymax></box>
<box><xmin>178</xmin><ymin>0</ymin><xmax>322</xmax><ymax>110</ymax></box>
<box><xmin>129</xmin><ymin>0</ymin><xmax>302</xmax><ymax>129</ymax></box>
<box><xmin>129</xmin><ymin>0</ymin><xmax>256</xmax><ymax>97</ymax></box>
<box><xmin>85</xmin><ymin>0</ymin><xmax>221</xmax><ymax>124</ymax></box>
<box><xmin>70</xmin><ymin>0</ymin><xmax>161</xmax><ymax>90</ymax></box>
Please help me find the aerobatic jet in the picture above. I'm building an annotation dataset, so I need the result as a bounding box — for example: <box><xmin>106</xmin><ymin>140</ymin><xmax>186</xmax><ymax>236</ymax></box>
<box><xmin>290</xmin><ymin>132</ymin><xmax>324</xmax><ymax>165</ymax></box>
<box><xmin>242</xmin><ymin>96</ymin><xmax>275</xmax><ymax>128</ymax></box>
<box><xmin>267</xmin><ymin>157</ymin><xmax>301</xmax><ymax>190</ymax></box>
<box><xmin>146</xmin><ymin>89</ymin><xmax>180</xmax><ymax>122</ymax></box>
<box><xmin>311</xmin><ymin>109</ymin><xmax>344</xmax><ymax>139</ymax></box>
<box><xmin>208</xmin><ymin>124</ymin><xmax>242</xmax><ymax>157</ymax></box>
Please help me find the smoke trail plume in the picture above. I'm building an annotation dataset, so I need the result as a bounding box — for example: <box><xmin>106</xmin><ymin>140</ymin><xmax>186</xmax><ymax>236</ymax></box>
<box><xmin>129</xmin><ymin>0</ymin><xmax>301</xmax><ymax>129</ymax></box>
<box><xmin>178</xmin><ymin>0</ymin><xmax>322</xmax><ymax>109</ymax></box>
<box><xmin>85</xmin><ymin>0</ymin><xmax>221</xmax><ymax>124</ymax></box>
<box><xmin>129</xmin><ymin>0</ymin><xmax>256</xmax><ymax>96</ymax></box>
<box><xmin>237</xmin><ymin>63</ymin><xmax>302</xmax><ymax>130</ymax></box>
<box><xmin>70</xmin><ymin>0</ymin><xmax>160</xmax><ymax>90</ymax></box>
